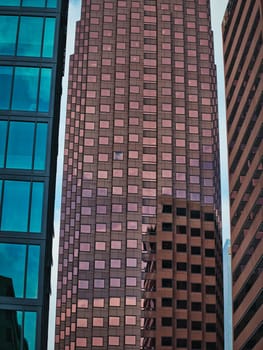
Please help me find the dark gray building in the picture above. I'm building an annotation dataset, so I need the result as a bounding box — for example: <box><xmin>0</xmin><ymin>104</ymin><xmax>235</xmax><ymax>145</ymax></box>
<box><xmin>0</xmin><ymin>1</ymin><xmax>68</xmax><ymax>348</ymax></box>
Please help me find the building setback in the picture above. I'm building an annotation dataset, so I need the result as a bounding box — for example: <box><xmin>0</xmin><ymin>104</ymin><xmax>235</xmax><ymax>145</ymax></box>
<box><xmin>222</xmin><ymin>0</ymin><xmax>263</xmax><ymax>349</ymax></box>
<box><xmin>0</xmin><ymin>1</ymin><xmax>68</xmax><ymax>349</ymax></box>
<box><xmin>56</xmin><ymin>1</ymin><xmax>223</xmax><ymax>349</ymax></box>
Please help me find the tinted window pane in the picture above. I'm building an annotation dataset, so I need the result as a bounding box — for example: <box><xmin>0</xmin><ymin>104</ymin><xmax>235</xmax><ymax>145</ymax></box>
<box><xmin>0</xmin><ymin>16</ymin><xmax>18</xmax><ymax>55</ymax></box>
<box><xmin>1</xmin><ymin>181</ymin><xmax>30</xmax><ymax>232</ymax></box>
<box><xmin>34</xmin><ymin>123</ymin><xmax>48</xmax><ymax>170</ymax></box>
<box><xmin>38</xmin><ymin>68</ymin><xmax>52</xmax><ymax>112</ymax></box>
<box><xmin>0</xmin><ymin>243</ymin><xmax>26</xmax><ymax>298</ymax></box>
<box><xmin>30</xmin><ymin>182</ymin><xmax>44</xmax><ymax>232</ymax></box>
<box><xmin>24</xmin><ymin>312</ymin><xmax>37</xmax><ymax>350</ymax></box>
<box><xmin>12</xmin><ymin>67</ymin><xmax>39</xmax><ymax>111</ymax></box>
<box><xmin>47</xmin><ymin>0</ymin><xmax>57</xmax><ymax>8</ymax></box>
<box><xmin>22</xmin><ymin>0</ymin><xmax>45</xmax><ymax>6</ymax></box>
<box><xmin>17</xmin><ymin>17</ymin><xmax>43</xmax><ymax>57</ymax></box>
<box><xmin>6</xmin><ymin>122</ymin><xmax>34</xmax><ymax>169</ymax></box>
<box><xmin>43</xmin><ymin>18</ymin><xmax>56</xmax><ymax>57</ymax></box>
<box><xmin>0</xmin><ymin>66</ymin><xmax>12</xmax><ymax>109</ymax></box>
<box><xmin>26</xmin><ymin>246</ymin><xmax>40</xmax><ymax>298</ymax></box>
<box><xmin>0</xmin><ymin>0</ymin><xmax>19</xmax><ymax>5</ymax></box>
<box><xmin>0</xmin><ymin>121</ymin><xmax>7</xmax><ymax>167</ymax></box>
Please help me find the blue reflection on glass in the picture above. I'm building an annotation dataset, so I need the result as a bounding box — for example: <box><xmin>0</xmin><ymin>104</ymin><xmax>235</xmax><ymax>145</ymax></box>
<box><xmin>0</xmin><ymin>243</ymin><xmax>26</xmax><ymax>298</ymax></box>
<box><xmin>30</xmin><ymin>182</ymin><xmax>44</xmax><ymax>233</ymax></box>
<box><xmin>12</xmin><ymin>67</ymin><xmax>39</xmax><ymax>111</ymax></box>
<box><xmin>0</xmin><ymin>66</ymin><xmax>12</xmax><ymax>110</ymax></box>
<box><xmin>43</xmin><ymin>18</ymin><xmax>56</xmax><ymax>57</ymax></box>
<box><xmin>17</xmin><ymin>17</ymin><xmax>43</xmax><ymax>57</ymax></box>
<box><xmin>0</xmin><ymin>0</ymin><xmax>19</xmax><ymax>5</ymax></box>
<box><xmin>38</xmin><ymin>68</ymin><xmax>52</xmax><ymax>112</ymax></box>
<box><xmin>26</xmin><ymin>246</ymin><xmax>40</xmax><ymax>298</ymax></box>
<box><xmin>0</xmin><ymin>16</ymin><xmax>18</xmax><ymax>55</ymax></box>
<box><xmin>1</xmin><ymin>181</ymin><xmax>30</xmax><ymax>232</ymax></box>
<box><xmin>47</xmin><ymin>0</ymin><xmax>57</xmax><ymax>8</ymax></box>
<box><xmin>6</xmin><ymin>122</ymin><xmax>34</xmax><ymax>169</ymax></box>
<box><xmin>0</xmin><ymin>121</ymin><xmax>7</xmax><ymax>167</ymax></box>
<box><xmin>24</xmin><ymin>312</ymin><xmax>37</xmax><ymax>350</ymax></box>
<box><xmin>23</xmin><ymin>0</ymin><xmax>45</xmax><ymax>6</ymax></box>
<box><xmin>34</xmin><ymin>123</ymin><xmax>48</xmax><ymax>170</ymax></box>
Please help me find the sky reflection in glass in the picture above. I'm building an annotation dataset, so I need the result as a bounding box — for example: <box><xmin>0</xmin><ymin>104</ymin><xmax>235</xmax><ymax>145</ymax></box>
<box><xmin>0</xmin><ymin>243</ymin><xmax>40</xmax><ymax>299</ymax></box>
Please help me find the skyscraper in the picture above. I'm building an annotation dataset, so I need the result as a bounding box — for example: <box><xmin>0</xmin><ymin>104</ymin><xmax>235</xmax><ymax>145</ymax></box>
<box><xmin>223</xmin><ymin>239</ymin><xmax>233</xmax><ymax>350</ymax></box>
<box><xmin>56</xmin><ymin>1</ymin><xmax>223</xmax><ymax>349</ymax></box>
<box><xmin>0</xmin><ymin>1</ymin><xmax>68</xmax><ymax>349</ymax></box>
<box><xmin>222</xmin><ymin>0</ymin><xmax>263</xmax><ymax>349</ymax></box>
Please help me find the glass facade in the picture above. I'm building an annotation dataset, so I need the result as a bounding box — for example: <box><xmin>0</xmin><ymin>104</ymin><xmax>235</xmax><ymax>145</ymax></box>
<box><xmin>0</xmin><ymin>0</ymin><xmax>68</xmax><ymax>349</ymax></box>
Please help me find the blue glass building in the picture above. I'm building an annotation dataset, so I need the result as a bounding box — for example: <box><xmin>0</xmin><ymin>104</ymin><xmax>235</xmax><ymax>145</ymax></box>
<box><xmin>0</xmin><ymin>1</ymin><xmax>68</xmax><ymax>348</ymax></box>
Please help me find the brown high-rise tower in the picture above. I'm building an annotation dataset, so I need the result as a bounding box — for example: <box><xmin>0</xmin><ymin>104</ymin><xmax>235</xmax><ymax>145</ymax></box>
<box><xmin>223</xmin><ymin>0</ymin><xmax>263</xmax><ymax>349</ymax></box>
<box><xmin>56</xmin><ymin>1</ymin><xmax>223</xmax><ymax>349</ymax></box>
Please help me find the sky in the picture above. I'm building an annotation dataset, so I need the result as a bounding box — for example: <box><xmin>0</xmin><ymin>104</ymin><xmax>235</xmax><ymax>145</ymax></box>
<box><xmin>48</xmin><ymin>1</ymin><xmax>229</xmax><ymax>349</ymax></box>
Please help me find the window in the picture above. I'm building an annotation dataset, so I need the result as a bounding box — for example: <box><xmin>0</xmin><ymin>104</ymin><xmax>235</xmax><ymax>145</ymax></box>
<box><xmin>204</xmin><ymin>213</ymin><xmax>214</xmax><ymax>221</ymax></box>
<box><xmin>162</xmin><ymin>204</ymin><xmax>172</xmax><ymax>213</ymax></box>
<box><xmin>177</xmin><ymin>339</ymin><xmax>187</xmax><ymax>347</ymax></box>
<box><xmin>192</xmin><ymin>321</ymin><xmax>202</xmax><ymax>330</ymax></box>
<box><xmin>0</xmin><ymin>66</ymin><xmax>52</xmax><ymax>112</ymax></box>
<box><xmin>0</xmin><ymin>15</ymin><xmax>56</xmax><ymax>57</ymax></box>
<box><xmin>206</xmin><ymin>304</ymin><xmax>216</xmax><ymax>313</ymax></box>
<box><xmin>191</xmin><ymin>283</ymin><xmax>201</xmax><ymax>292</ymax></box>
<box><xmin>162</xmin><ymin>222</ymin><xmax>172</xmax><ymax>231</ymax></box>
<box><xmin>0</xmin><ymin>180</ymin><xmax>44</xmax><ymax>233</ymax></box>
<box><xmin>162</xmin><ymin>298</ymin><xmax>172</xmax><ymax>307</ymax></box>
<box><xmin>162</xmin><ymin>260</ymin><xmax>172</xmax><ymax>269</ymax></box>
<box><xmin>205</xmin><ymin>267</ymin><xmax>215</xmax><ymax>276</ymax></box>
<box><xmin>162</xmin><ymin>241</ymin><xmax>172</xmax><ymax>250</ymax></box>
<box><xmin>176</xmin><ymin>207</ymin><xmax>186</xmax><ymax>216</ymax></box>
<box><xmin>177</xmin><ymin>319</ymin><xmax>187</xmax><ymax>328</ymax></box>
<box><xmin>192</xmin><ymin>302</ymin><xmax>201</xmax><ymax>311</ymax></box>
<box><xmin>177</xmin><ymin>281</ymin><xmax>187</xmax><ymax>290</ymax></box>
<box><xmin>177</xmin><ymin>225</ymin><xmax>186</xmax><ymax>234</ymax></box>
<box><xmin>161</xmin><ymin>337</ymin><xmax>172</xmax><ymax>346</ymax></box>
<box><xmin>0</xmin><ymin>243</ymin><xmax>40</xmax><ymax>298</ymax></box>
<box><xmin>0</xmin><ymin>310</ymin><xmax>37</xmax><ymax>350</ymax></box>
<box><xmin>206</xmin><ymin>285</ymin><xmax>215</xmax><ymax>294</ymax></box>
<box><xmin>191</xmin><ymin>228</ymin><xmax>200</xmax><ymax>237</ymax></box>
<box><xmin>205</xmin><ymin>249</ymin><xmax>215</xmax><ymax>257</ymax></box>
<box><xmin>191</xmin><ymin>210</ymin><xmax>200</xmax><ymax>219</ymax></box>
<box><xmin>177</xmin><ymin>300</ymin><xmax>187</xmax><ymax>309</ymax></box>
<box><xmin>192</xmin><ymin>340</ymin><xmax>202</xmax><ymax>349</ymax></box>
<box><xmin>177</xmin><ymin>262</ymin><xmax>187</xmax><ymax>271</ymax></box>
<box><xmin>162</xmin><ymin>317</ymin><xmax>172</xmax><ymax>326</ymax></box>
<box><xmin>0</xmin><ymin>121</ymin><xmax>48</xmax><ymax>170</ymax></box>
<box><xmin>191</xmin><ymin>246</ymin><xmax>201</xmax><ymax>255</ymax></box>
<box><xmin>0</xmin><ymin>0</ymin><xmax>57</xmax><ymax>8</ymax></box>
<box><xmin>177</xmin><ymin>244</ymin><xmax>186</xmax><ymax>252</ymax></box>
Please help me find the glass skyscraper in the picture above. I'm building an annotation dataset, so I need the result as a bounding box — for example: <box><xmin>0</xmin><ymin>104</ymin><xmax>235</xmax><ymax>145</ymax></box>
<box><xmin>0</xmin><ymin>1</ymin><xmax>68</xmax><ymax>349</ymax></box>
<box><xmin>56</xmin><ymin>1</ymin><xmax>223</xmax><ymax>349</ymax></box>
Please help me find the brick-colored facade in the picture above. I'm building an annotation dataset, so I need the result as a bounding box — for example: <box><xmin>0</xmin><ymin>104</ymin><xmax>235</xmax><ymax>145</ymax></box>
<box><xmin>223</xmin><ymin>0</ymin><xmax>263</xmax><ymax>349</ymax></box>
<box><xmin>56</xmin><ymin>1</ymin><xmax>223</xmax><ymax>349</ymax></box>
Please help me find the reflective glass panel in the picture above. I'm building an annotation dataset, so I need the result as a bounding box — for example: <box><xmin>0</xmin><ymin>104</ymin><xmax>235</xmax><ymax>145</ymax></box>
<box><xmin>47</xmin><ymin>0</ymin><xmax>57</xmax><ymax>7</ymax></box>
<box><xmin>23</xmin><ymin>0</ymin><xmax>45</xmax><ymax>6</ymax></box>
<box><xmin>0</xmin><ymin>121</ymin><xmax>7</xmax><ymax>167</ymax></box>
<box><xmin>38</xmin><ymin>68</ymin><xmax>52</xmax><ymax>112</ymax></box>
<box><xmin>34</xmin><ymin>123</ymin><xmax>48</xmax><ymax>170</ymax></box>
<box><xmin>12</xmin><ymin>67</ymin><xmax>39</xmax><ymax>111</ymax></box>
<box><xmin>0</xmin><ymin>66</ymin><xmax>12</xmax><ymax>109</ymax></box>
<box><xmin>0</xmin><ymin>0</ymin><xmax>19</xmax><ymax>5</ymax></box>
<box><xmin>43</xmin><ymin>18</ymin><xmax>56</xmax><ymax>57</ymax></box>
<box><xmin>30</xmin><ymin>182</ymin><xmax>44</xmax><ymax>232</ymax></box>
<box><xmin>0</xmin><ymin>16</ymin><xmax>18</xmax><ymax>55</ymax></box>
<box><xmin>0</xmin><ymin>243</ymin><xmax>40</xmax><ymax>299</ymax></box>
<box><xmin>24</xmin><ymin>312</ymin><xmax>37</xmax><ymax>350</ymax></box>
<box><xmin>26</xmin><ymin>245</ymin><xmax>40</xmax><ymax>297</ymax></box>
<box><xmin>1</xmin><ymin>181</ymin><xmax>30</xmax><ymax>232</ymax></box>
<box><xmin>6</xmin><ymin>122</ymin><xmax>34</xmax><ymax>169</ymax></box>
<box><xmin>17</xmin><ymin>17</ymin><xmax>43</xmax><ymax>57</ymax></box>
<box><xmin>0</xmin><ymin>243</ymin><xmax>26</xmax><ymax>297</ymax></box>
<box><xmin>0</xmin><ymin>310</ymin><xmax>37</xmax><ymax>350</ymax></box>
